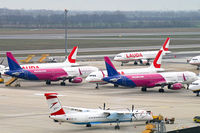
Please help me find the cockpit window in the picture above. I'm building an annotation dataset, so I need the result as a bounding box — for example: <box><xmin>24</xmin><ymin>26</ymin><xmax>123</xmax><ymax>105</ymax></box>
<box><xmin>192</xmin><ymin>59</ymin><xmax>198</xmax><ymax>60</ymax></box>
<box><xmin>89</xmin><ymin>75</ymin><xmax>96</xmax><ymax>77</ymax></box>
<box><xmin>116</xmin><ymin>55</ymin><xmax>122</xmax><ymax>57</ymax></box>
<box><xmin>192</xmin><ymin>83</ymin><xmax>199</xmax><ymax>85</ymax></box>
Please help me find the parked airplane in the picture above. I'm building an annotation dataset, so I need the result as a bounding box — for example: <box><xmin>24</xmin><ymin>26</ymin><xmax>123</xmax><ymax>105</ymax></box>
<box><xmin>102</xmin><ymin>56</ymin><xmax>197</xmax><ymax>92</ymax></box>
<box><xmin>86</xmin><ymin>48</ymin><xmax>164</xmax><ymax>89</ymax></box>
<box><xmin>5</xmin><ymin>52</ymin><xmax>98</xmax><ymax>86</ymax></box>
<box><xmin>189</xmin><ymin>55</ymin><xmax>200</xmax><ymax>70</ymax></box>
<box><xmin>1</xmin><ymin>46</ymin><xmax>79</xmax><ymax>74</ymax></box>
<box><xmin>44</xmin><ymin>92</ymin><xmax>153</xmax><ymax>129</ymax></box>
<box><xmin>189</xmin><ymin>79</ymin><xmax>200</xmax><ymax>96</ymax></box>
<box><xmin>114</xmin><ymin>37</ymin><xmax>171</xmax><ymax>66</ymax></box>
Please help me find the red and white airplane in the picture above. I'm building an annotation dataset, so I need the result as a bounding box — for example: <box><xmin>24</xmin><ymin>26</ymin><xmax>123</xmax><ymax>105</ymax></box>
<box><xmin>114</xmin><ymin>38</ymin><xmax>171</xmax><ymax>66</ymax></box>
<box><xmin>44</xmin><ymin>92</ymin><xmax>153</xmax><ymax>129</ymax></box>
<box><xmin>86</xmin><ymin>44</ymin><xmax>165</xmax><ymax>89</ymax></box>
<box><xmin>21</xmin><ymin>46</ymin><xmax>79</xmax><ymax>69</ymax></box>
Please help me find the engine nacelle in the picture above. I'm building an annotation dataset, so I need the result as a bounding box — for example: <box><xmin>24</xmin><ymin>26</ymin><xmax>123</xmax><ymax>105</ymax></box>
<box><xmin>140</xmin><ymin>59</ymin><xmax>148</xmax><ymax>65</ymax></box>
<box><xmin>169</xmin><ymin>83</ymin><xmax>183</xmax><ymax>90</ymax></box>
<box><xmin>70</xmin><ymin>77</ymin><xmax>83</xmax><ymax>83</ymax></box>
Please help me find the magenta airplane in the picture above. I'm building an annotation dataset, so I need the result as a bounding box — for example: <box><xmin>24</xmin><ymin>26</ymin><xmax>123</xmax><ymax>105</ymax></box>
<box><xmin>102</xmin><ymin>56</ymin><xmax>197</xmax><ymax>92</ymax></box>
<box><xmin>5</xmin><ymin>52</ymin><xmax>98</xmax><ymax>86</ymax></box>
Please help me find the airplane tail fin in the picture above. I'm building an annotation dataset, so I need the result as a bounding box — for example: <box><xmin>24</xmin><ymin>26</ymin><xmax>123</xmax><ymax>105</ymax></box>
<box><xmin>161</xmin><ymin>37</ymin><xmax>170</xmax><ymax>52</ymax></box>
<box><xmin>44</xmin><ymin>93</ymin><xmax>66</xmax><ymax>116</ymax></box>
<box><xmin>104</xmin><ymin>56</ymin><xmax>119</xmax><ymax>77</ymax></box>
<box><xmin>150</xmin><ymin>50</ymin><xmax>163</xmax><ymax>69</ymax></box>
<box><xmin>6</xmin><ymin>52</ymin><xmax>22</xmax><ymax>71</ymax></box>
<box><xmin>65</xmin><ymin>46</ymin><xmax>78</xmax><ymax>64</ymax></box>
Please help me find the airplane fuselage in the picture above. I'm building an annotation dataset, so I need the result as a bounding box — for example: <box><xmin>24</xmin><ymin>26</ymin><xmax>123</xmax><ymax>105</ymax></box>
<box><xmin>86</xmin><ymin>68</ymin><xmax>159</xmax><ymax>84</ymax></box>
<box><xmin>50</xmin><ymin>110</ymin><xmax>152</xmax><ymax>125</ymax></box>
<box><xmin>5</xmin><ymin>66</ymin><xmax>98</xmax><ymax>81</ymax></box>
<box><xmin>103</xmin><ymin>71</ymin><xmax>197</xmax><ymax>88</ymax></box>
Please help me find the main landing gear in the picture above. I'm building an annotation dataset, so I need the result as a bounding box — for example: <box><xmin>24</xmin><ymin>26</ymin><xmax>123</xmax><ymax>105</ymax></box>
<box><xmin>86</xmin><ymin>123</ymin><xmax>91</xmax><ymax>127</ymax></box>
<box><xmin>141</xmin><ymin>87</ymin><xmax>147</xmax><ymax>92</ymax></box>
<box><xmin>46</xmin><ymin>80</ymin><xmax>51</xmax><ymax>85</ymax></box>
<box><xmin>60</xmin><ymin>81</ymin><xmax>66</xmax><ymax>86</ymax></box>
<box><xmin>159</xmin><ymin>85</ymin><xmax>165</xmax><ymax>93</ymax></box>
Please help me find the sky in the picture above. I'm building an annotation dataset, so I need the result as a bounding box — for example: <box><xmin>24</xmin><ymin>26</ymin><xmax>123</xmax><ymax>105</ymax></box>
<box><xmin>0</xmin><ymin>0</ymin><xmax>200</xmax><ymax>11</ymax></box>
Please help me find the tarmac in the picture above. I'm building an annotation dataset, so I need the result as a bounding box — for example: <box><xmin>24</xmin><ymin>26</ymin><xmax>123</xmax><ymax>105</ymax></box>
<box><xmin>0</xmin><ymin>59</ymin><xmax>200</xmax><ymax>133</ymax></box>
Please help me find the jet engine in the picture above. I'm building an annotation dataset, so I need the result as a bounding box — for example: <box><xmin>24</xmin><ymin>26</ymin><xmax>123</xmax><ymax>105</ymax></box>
<box><xmin>169</xmin><ymin>83</ymin><xmax>183</xmax><ymax>90</ymax></box>
<box><xmin>70</xmin><ymin>77</ymin><xmax>83</xmax><ymax>83</ymax></box>
<box><xmin>140</xmin><ymin>59</ymin><xmax>149</xmax><ymax>65</ymax></box>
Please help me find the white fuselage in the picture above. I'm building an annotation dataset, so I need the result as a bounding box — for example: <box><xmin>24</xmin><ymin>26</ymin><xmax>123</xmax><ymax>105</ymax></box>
<box><xmin>114</xmin><ymin>51</ymin><xmax>170</xmax><ymax>63</ymax></box>
<box><xmin>86</xmin><ymin>67</ymin><xmax>163</xmax><ymax>84</ymax></box>
<box><xmin>50</xmin><ymin>109</ymin><xmax>152</xmax><ymax>125</ymax></box>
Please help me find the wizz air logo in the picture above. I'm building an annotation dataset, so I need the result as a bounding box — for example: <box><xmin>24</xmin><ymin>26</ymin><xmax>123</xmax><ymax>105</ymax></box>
<box><xmin>50</xmin><ymin>102</ymin><xmax>58</xmax><ymax>109</ymax></box>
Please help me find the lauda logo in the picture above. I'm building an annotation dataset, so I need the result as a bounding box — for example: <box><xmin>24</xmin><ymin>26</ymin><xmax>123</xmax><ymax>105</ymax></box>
<box><xmin>22</xmin><ymin>66</ymin><xmax>39</xmax><ymax>69</ymax></box>
<box><xmin>126</xmin><ymin>53</ymin><xmax>143</xmax><ymax>58</ymax></box>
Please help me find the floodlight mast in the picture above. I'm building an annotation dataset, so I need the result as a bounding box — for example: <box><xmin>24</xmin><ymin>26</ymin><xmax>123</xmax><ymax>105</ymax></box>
<box><xmin>64</xmin><ymin>9</ymin><xmax>68</xmax><ymax>59</ymax></box>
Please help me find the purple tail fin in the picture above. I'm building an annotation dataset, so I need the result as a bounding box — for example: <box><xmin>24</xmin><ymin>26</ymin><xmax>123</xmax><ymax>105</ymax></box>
<box><xmin>104</xmin><ymin>56</ymin><xmax>119</xmax><ymax>77</ymax></box>
<box><xmin>6</xmin><ymin>52</ymin><xmax>22</xmax><ymax>71</ymax></box>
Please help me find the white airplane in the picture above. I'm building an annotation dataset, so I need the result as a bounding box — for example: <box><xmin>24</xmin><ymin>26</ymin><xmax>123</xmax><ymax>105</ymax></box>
<box><xmin>189</xmin><ymin>55</ymin><xmax>200</xmax><ymax>70</ymax></box>
<box><xmin>86</xmin><ymin>46</ymin><xmax>165</xmax><ymax>89</ymax></box>
<box><xmin>44</xmin><ymin>92</ymin><xmax>153</xmax><ymax>129</ymax></box>
<box><xmin>114</xmin><ymin>37</ymin><xmax>171</xmax><ymax>66</ymax></box>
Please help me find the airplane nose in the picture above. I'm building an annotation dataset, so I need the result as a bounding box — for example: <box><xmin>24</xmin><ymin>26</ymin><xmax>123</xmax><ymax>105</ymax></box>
<box><xmin>85</xmin><ymin>77</ymin><xmax>90</xmax><ymax>82</ymax></box>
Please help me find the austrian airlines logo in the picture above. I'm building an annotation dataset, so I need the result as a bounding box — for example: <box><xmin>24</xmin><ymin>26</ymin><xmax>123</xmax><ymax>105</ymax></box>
<box><xmin>50</xmin><ymin>102</ymin><xmax>58</xmax><ymax>109</ymax></box>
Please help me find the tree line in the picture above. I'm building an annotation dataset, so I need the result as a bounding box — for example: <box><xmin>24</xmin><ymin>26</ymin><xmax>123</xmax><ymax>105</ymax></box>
<box><xmin>0</xmin><ymin>8</ymin><xmax>200</xmax><ymax>29</ymax></box>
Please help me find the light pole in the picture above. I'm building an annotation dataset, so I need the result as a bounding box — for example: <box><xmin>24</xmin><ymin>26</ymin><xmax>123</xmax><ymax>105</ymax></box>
<box><xmin>64</xmin><ymin>9</ymin><xmax>68</xmax><ymax>59</ymax></box>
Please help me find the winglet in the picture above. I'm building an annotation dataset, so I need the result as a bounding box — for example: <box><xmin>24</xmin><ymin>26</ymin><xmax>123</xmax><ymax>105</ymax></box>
<box><xmin>6</xmin><ymin>52</ymin><xmax>22</xmax><ymax>71</ymax></box>
<box><xmin>65</xmin><ymin>46</ymin><xmax>78</xmax><ymax>63</ymax></box>
<box><xmin>104</xmin><ymin>56</ymin><xmax>119</xmax><ymax>77</ymax></box>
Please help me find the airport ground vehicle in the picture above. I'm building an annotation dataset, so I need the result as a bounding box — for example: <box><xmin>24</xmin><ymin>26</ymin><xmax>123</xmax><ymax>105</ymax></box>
<box><xmin>44</xmin><ymin>92</ymin><xmax>153</xmax><ymax>130</ymax></box>
<box><xmin>193</xmin><ymin>116</ymin><xmax>200</xmax><ymax>123</ymax></box>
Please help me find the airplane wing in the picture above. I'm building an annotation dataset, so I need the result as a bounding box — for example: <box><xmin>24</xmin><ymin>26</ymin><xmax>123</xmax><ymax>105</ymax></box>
<box><xmin>103</xmin><ymin>111</ymin><xmax>133</xmax><ymax>119</ymax></box>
